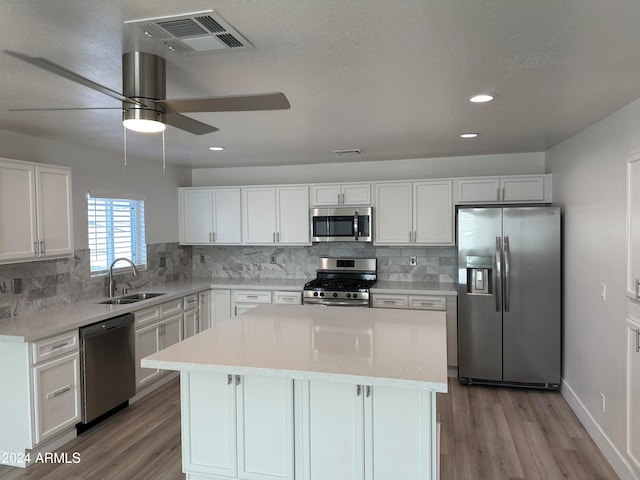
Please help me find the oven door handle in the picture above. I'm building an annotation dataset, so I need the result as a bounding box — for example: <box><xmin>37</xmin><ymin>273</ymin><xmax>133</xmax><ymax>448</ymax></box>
<box><xmin>353</xmin><ymin>211</ymin><xmax>359</xmax><ymax>241</ymax></box>
<box><xmin>304</xmin><ymin>298</ymin><xmax>370</xmax><ymax>307</ymax></box>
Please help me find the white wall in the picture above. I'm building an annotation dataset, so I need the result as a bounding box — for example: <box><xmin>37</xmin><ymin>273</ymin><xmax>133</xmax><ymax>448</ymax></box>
<box><xmin>192</xmin><ymin>152</ymin><xmax>545</xmax><ymax>186</ymax></box>
<box><xmin>0</xmin><ymin>129</ymin><xmax>191</xmax><ymax>247</ymax></box>
<box><xmin>548</xmin><ymin>98</ymin><xmax>640</xmax><ymax>480</ymax></box>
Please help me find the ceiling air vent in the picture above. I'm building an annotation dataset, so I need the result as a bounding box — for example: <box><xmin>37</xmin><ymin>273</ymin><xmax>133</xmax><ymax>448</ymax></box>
<box><xmin>126</xmin><ymin>10</ymin><xmax>254</xmax><ymax>56</ymax></box>
<box><xmin>333</xmin><ymin>149</ymin><xmax>365</xmax><ymax>156</ymax></box>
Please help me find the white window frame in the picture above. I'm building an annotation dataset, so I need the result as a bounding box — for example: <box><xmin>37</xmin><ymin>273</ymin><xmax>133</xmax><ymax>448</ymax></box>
<box><xmin>87</xmin><ymin>191</ymin><xmax>147</xmax><ymax>275</ymax></box>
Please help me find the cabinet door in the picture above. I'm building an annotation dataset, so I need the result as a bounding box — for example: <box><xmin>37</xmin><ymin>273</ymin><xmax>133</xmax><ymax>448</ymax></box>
<box><xmin>374</xmin><ymin>182</ymin><xmax>412</xmax><ymax>244</ymax></box>
<box><xmin>414</xmin><ymin>180</ymin><xmax>454</xmax><ymax>244</ymax></box>
<box><xmin>180</xmin><ymin>188</ymin><xmax>213</xmax><ymax>244</ymax></box>
<box><xmin>184</xmin><ymin>309</ymin><xmax>199</xmax><ymax>339</ymax></box>
<box><xmin>237</xmin><ymin>375</ymin><xmax>294</xmax><ymax>480</ymax></box>
<box><xmin>300</xmin><ymin>380</ymin><xmax>364</xmax><ymax>480</ymax></box>
<box><xmin>212</xmin><ymin>290</ymin><xmax>232</xmax><ymax>326</ymax></box>
<box><xmin>182</xmin><ymin>371</ymin><xmax>238</xmax><ymax>477</ymax></box>
<box><xmin>134</xmin><ymin>322</ymin><xmax>161</xmax><ymax>389</ymax></box>
<box><xmin>455</xmin><ymin>177</ymin><xmax>500</xmax><ymax>203</ymax></box>
<box><xmin>199</xmin><ymin>290</ymin><xmax>213</xmax><ymax>331</ymax></box>
<box><xmin>366</xmin><ymin>387</ymin><xmax>436</xmax><ymax>480</ymax></box>
<box><xmin>277</xmin><ymin>186</ymin><xmax>310</xmax><ymax>245</ymax></box>
<box><xmin>213</xmin><ymin>187</ymin><xmax>242</xmax><ymax>244</ymax></box>
<box><xmin>628</xmin><ymin>152</ymin><xmax>640</xmax><ymax>299</ymax></box>
<box><xmin>35</xmin><ymin>165</ymin><xmax>73</xmax><ymax>257</ymax></box>
<box><xmin>160</xmin><ymin>313</ymin><xmax>183</xmax><ymax>350</ymax></box>
<box><xmin>627</xmin><ymin>318</ymin><xmax>640</xmax><ymax>474</ymax></box>
<box><xmin>311</xmin><ymin>185</ymin><xmax>342</xmax><ymax>206</ymax></box>
<box><xmin>243</xmin><ymin>187</ymin><xmax>277</xmax><ymax>244</ymax></box>
<box><xmin>0</xmin><ymin>159</ymin><xmax>37</xmax><ymax>261</ymax></box>
<box><xmin>342</xmin><ymin>184</ymin><xmax>371</xmax><ymax>205</ymax></box>
<box><xmin>32</xmin><ymin>352</ymin><xmax>81</xmax><ymax>444</ymax></box>
<box><xmin>500</xmin><ymin>176</ymin><xmax>545</xmax><ymax>202</ymax></box>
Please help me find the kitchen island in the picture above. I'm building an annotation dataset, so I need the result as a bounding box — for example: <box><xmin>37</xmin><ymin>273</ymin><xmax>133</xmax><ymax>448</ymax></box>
<box><xmin>142</xmin><ymin>304</ymin><xmax>447</xmax><ymax>480</ymax></box>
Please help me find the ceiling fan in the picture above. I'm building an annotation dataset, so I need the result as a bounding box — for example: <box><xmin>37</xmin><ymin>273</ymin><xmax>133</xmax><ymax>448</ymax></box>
<box><xmin>4</xmin><ymin>50</ymin><xmax>290</xmax><ymax>135</ymax></box>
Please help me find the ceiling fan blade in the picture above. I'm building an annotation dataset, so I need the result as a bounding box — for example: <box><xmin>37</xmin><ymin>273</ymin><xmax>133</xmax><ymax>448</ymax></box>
<box><xmin>157</xmin><ymin>92</ymin><xmax>290</xmax><ymax>114</ymax></box>
<box><xmin>10</xmin><ymin>107</ymin><xmax>122</xmax><ymax>112</ymax></box>
<box><xmin>166</xmin><ymin>113</ymin><xmax>219</xmax><ymax>135</ymax></box>
<box><xmin>3</xmin><ymin>50</ymin><xmax>140</xmax><ymax>106</ymax></box>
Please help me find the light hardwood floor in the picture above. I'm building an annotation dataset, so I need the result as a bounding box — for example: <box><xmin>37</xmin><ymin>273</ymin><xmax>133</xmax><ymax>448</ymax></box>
<box><xmin>0</xmin><ymin>377</ymin><xmax>620</xmax><ymax>480</ymax></box>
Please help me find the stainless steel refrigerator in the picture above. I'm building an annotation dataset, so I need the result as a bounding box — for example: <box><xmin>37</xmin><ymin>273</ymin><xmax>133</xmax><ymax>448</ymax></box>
<box><xmin>457</xmin><ymin>206</ymin><xmax>561</xmax><ymax>389</ymax></box>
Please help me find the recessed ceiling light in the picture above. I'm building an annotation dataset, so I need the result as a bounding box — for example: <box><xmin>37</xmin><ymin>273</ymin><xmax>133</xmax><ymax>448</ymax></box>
<box><xmin>208</xmin><ymin>146</ymin><xmax>225</xmax><ymax>151</ymax></box>
<box><xmin>468</xmin><ymin>94</ymin><xmax>496</xmax><ymax>103</ymax></box>
<box><xmin>460</xmin><ymin>133</ymin><xmax>480</xmax><ymax>138</ymax></box>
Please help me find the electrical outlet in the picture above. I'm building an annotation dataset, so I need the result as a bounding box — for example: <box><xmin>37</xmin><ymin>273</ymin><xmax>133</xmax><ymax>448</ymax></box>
<box><xmin>409</xmin><ymin>256</ymin><xmax>417</xmax><ymax>266</ymax></box>
<box><xmin>270</xmin><ymin>254</ymin><xmax>277</xmax><ymax>264</ymax></box>
<box><xmin>200</xmin><ymin>255</ymin><xmax>206</xmax><ymax>263</ymax></box>
<box><xmin>600</xmin><ymin>393</ymin><xmax>606</xmax><ymax>413</ymax></box>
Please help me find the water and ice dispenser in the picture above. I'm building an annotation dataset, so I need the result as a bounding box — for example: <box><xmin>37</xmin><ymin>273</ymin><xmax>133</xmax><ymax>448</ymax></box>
<box><xmin>465</xmin><ymin>256</ymin><xmax>492</xmax><ymax>295</ymax></box>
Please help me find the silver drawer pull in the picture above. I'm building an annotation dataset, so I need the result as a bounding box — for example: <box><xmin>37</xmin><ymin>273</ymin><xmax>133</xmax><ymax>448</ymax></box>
<box><xmin>382</xmin><ymin>300</ymin><xmax>396</xmax><ymax>304</ymax></box>
<box><xmin>46</xmin><ymin>385</ymin><xmax>71</xmax><ymax>400</ymax></box>
<box><xmin>51</xmin><ymin>342</ymin><xmax>69</xmax><ymax>350</ymax></box>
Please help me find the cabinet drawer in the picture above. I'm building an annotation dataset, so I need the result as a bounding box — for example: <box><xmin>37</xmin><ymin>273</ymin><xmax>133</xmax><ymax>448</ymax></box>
<box><xmin>135</xmin><ymin>305</ymin><xmax>161</xmax><ymax>327</ymax></box>
<box><xmin>161</xmin><ymin>298</ymin><xmax>184</xmax><ymax>316</ymax></box>
<box><xmin>234</xmin><ymin>290</ymin><xmax>272</xmax><ymax>304</ymax></box>
<box><xmin>32</xmin><ymin>330</ymin><xmax>79</xmax><ymax>365</ymax></box>
<box><xmin>183</xmin><ymin>294</ymin><xmax>199</xmax><ymax>311</ymax></box>
<box><xmin>408</xmin><ymin>295</ymin><xmax>446</xmax><ymax>311</ymax></box>
<box><xmin>274</xmin><ymin>291</ymin><xmax>302</xmax><ymax>305</ymax></box>
<box><xmin>371</xmin><ymin>294</ymin><xmax>409</xmax><ymax>309</ymax></box>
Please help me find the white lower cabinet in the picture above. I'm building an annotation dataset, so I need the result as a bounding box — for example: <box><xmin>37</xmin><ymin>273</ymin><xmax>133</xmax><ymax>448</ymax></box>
<box><xmin>212</xmin><ymin>289</ymin><xmax>232</xmax><ymax>326</ymax></box>
<box><xmin>232</xmin><ymin>290</ymin><xmax>272</xmax><ymax>317</ymax></box>
<box><xmin>298</xmin><ymin>380</ymin><xmax>438</xmax><ymax>480</ymax></box>
<box><xmin>184</xmin><ymin>294</ymin><xmax>200</xmax><ymax>339</ymax></box>
<box><xmin>181</xmin><ymin>371</ymin><xmax>294</xmax><ymax>480</ymax></box>
<box><xmin>627</xmin><ymin>317</ymin><xmax>640</xmax><ymax>475</ymax></box>
<box><xmin>31</xmin><ymin>339</ymin><xmax>81</xmax><ymax>445</ymax></box>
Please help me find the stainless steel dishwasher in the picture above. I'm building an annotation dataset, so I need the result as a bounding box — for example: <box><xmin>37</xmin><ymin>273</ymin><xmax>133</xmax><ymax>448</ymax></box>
<box><xmin>79</xmin><ymin>312</ymin><xmax>135</xmax><ymax>426</ymax></box>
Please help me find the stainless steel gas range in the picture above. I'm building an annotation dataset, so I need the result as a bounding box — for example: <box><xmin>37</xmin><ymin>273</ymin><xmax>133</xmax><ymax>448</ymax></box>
<box><xmin>303</xmin><ymin>257</ymin><xmax>377</xmax><ymax>307</ymax></box>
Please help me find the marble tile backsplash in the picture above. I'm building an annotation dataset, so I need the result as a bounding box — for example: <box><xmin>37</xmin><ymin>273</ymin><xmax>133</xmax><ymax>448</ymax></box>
<box><xmin>192</xmin><ymin>244</ymin><xmax>456</xmax><ymax>285</ymax></box>
<box><xmin>0</xmin><ymin>243</ymin><xmax>193</xmax><ymax>319</ymax></box>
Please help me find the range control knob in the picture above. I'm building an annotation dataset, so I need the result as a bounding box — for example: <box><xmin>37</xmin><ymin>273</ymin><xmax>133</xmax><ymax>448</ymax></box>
<box><xmin>353</xmin><ymin>293</ymin><xmax>358</xmax><ymax>298</ymax></box>
<box><xmin>313</xmin><ymin>292</ymin><xmax>318</xmax><ymax>296</ymax></box>
<box><xmin>320</xmin><ymin>292</ymin><xmax>325</xmax><ymax>297</ymax></box>
<box><xmin>333</xmin><ymin>292</ymin><xmax>338</xmax><ymax>297</ymax></box>
<box><xmin>346</xmin><ymin>293</ymin><xmax>352</xmax><ymax>298</ymax></box>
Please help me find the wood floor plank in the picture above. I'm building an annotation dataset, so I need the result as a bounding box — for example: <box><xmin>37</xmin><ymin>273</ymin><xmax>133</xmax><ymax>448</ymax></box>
<box><xmin>0</xmin><ymin>375</ymin><xmax>621</xmax><ymax>480</ymax></box>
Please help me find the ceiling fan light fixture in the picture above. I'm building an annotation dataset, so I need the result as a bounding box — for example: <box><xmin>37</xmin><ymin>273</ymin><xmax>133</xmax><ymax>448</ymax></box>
<box><xmin>468</xmin><ymin>94</ymin><xmax>496</xmax><ymax>103</ymax></box>
<box><xmin>122</xmin><ymin>108</ymin><xmax>166</xmax><ymax>133</ymax></box>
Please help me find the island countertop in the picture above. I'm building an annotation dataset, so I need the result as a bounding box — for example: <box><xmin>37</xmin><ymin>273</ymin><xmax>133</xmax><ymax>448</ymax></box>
<box><xmin>142</xmin><ymin>304</ymin><xmax>448</xmax><ymax>392</ymax></box>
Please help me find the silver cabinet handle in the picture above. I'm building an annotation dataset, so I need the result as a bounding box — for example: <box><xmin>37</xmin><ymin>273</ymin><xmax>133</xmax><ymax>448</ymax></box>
<box><xmin>277</xmin><ymin>232</ymin><xmax>280</xmax><ymax>243</ymax></box>
<box><xmin>636</xmin><ymin>329</ymin><xmax>640</xmax><ymax>353</ymax></box>
<box><xmin>34</xmin><ymin>241</ymin><xmax>39</xmax><ymax>257</ymax></box>
<box><xmin>51</xmin><ymin>342</ymin><xmax>69</xmax><ymax>350</ymax></box>
<box><xmin>495</xmin><ymin>237</ymin><xmax>502</xmax><ymax>312</ymax></box>
<box><xmin>235</xmin><ymin>375</ymin><xmax>241</xmax><ymax>386</ymax></box>
<box><xmin>228</xmin><ymin>374</ymin><xmax>233</xmax><ymax>385</ymax></box>
<box><xmin>209</xmin><ymin>232</ymin><xmax>212</xmax><ymax>242</ymax></box>
<box><xmin>212</xmin><ymin>232</ymin><xmax>216</xmax><ymax>242</ymax></box>
<box><xmin>46</xmin><ymin>385</ymin><xmax>71</xmax><ymax>400</ymax></box>
<box><xmin>356</xmin><ymin>385</ymin><xmax>362</xmax><ymax>396</ymax></box>
<box><xmin>40</xmin><ymin>240</ymin><xmax>45</xmax><ymax>255</ymax></box>
<box><xmin>504</xmin><ymin>236</ymin><xmax>511</xmax><ymax>312</ymax></box>
<box><xmin>273</xmin><ymin>232</ymin><xmax>276</xmax><ymax>243</ymax></box>
<box><xmin>635</xmin><ymin>279</ymin><xmax>640</xmax><ymax>301</ymax></box>
<box><xmin>365</xmin><ymin>386</ymin><xmax>372</xmax><ymax>398</ymax></box>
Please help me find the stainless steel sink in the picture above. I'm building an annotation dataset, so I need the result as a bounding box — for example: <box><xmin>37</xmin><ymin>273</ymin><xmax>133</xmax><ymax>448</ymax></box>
<box><xmin>98</xmin><ymin>292</ymin><xmax>166</xmax><ymax>305</ymax></box>
<box><xmin>120</xmin><ymin>292</ymin><xmax>166</xmax><ymax>300</ymax></box>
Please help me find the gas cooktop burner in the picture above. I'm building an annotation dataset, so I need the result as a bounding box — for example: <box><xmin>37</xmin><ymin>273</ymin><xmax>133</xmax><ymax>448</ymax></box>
<box><xmin>303</xmin><ymin>257</ymin><xmax>377</xmax><ymax>307</ymax></box>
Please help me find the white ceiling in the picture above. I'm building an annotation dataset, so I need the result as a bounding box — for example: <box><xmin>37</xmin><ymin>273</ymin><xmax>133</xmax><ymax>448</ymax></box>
<box><xmin>1</xmin><ymin>0</ymin><xmax>640</xmax><ymax>169</ymax></box>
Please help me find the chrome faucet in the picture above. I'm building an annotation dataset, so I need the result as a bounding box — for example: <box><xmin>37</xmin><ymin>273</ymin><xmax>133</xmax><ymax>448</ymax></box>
<box><xmin>108</xmin><ymin>258</ymin><xmax>138</xmax><ymax>298</ymax></box>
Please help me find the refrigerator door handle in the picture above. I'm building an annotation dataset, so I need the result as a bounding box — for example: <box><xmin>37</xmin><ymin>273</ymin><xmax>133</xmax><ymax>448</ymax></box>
<box><xmin>495</xmin><ymin>236</ymin><xmax>502</xmax><ymax>312</ymax></box>
<box><xmin>504</xmin><ymin>236</ymin><xmax>511</xmax><ymax>312</ymax></box>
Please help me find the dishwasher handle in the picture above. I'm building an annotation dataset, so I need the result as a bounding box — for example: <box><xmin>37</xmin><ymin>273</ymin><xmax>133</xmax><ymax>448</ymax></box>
<box><xmin>79</xmin><ymin>313</ymin><xmax>134</xmax><ymax>339</ymax></box>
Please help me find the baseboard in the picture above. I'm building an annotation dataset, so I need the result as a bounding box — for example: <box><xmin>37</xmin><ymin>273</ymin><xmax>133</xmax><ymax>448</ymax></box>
<box><xmin>561</xmin><ymin>379</ymin><xmax>639</xmax><ymax>480</ymax></box>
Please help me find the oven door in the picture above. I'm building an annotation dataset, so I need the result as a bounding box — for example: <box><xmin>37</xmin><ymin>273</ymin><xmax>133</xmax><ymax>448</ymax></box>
<box><xmin>310</xmin><ymin>207</ymin><xmax>372</xmax><ymax>242</ymax></box>
<box><xmin>303</xmin><ymin>296</ymin><xmax>370</xmax><ymax>307</ymax></box>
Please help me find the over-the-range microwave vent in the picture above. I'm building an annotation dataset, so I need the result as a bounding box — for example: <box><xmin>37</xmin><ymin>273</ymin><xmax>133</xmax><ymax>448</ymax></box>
<box><xmin>126</xmin><ymin>10</ymin><xmax>254</xmax><ymax>55</ymax></box>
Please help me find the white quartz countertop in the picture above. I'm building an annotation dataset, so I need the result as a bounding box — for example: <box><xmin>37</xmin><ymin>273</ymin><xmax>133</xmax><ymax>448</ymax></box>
<box><xmin>142</xmin><ymin>304</ymin><xmax>448</xmax><ymax>392</ymax></box>
<box><xmin>0</xmin><ymin>279</ymin><xmax>214</xmax><ymax>342</ymax></box>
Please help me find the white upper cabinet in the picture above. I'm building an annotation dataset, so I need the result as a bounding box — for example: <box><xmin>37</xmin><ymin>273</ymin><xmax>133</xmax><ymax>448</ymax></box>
<box><xmin>375</xmin><ymin>180</ymin><xmax>454</xmax><ymax>246</ymax></box>
<box><xmin>0</xmin><ymin>158</ymin><xmax>73</xmax><ymax>263</ymax></box>
<box><xmin>455</xmin><ymin>174</ymin><xmax>551</xmax><ymax>204</ymax></box>
<box><xmin>179</xmin><ymin>187</ymin><xmax>242</xmax><ymax>245</ymax></box>
<box><xmin>311</xmin><ymin>183</ymin><xmax>371</xmax><ymax>206</ymax></box>
<box><xmin>243</xmin><ymin>186</ymin><xmax>310</xmax><ymax>245</ymax></box>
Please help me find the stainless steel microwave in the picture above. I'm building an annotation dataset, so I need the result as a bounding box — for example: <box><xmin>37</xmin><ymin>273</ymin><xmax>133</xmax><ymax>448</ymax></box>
<box><xmin>310</xmin><ymin>207</ymin><xmax>373</xmax><ymax>242</ymax></box>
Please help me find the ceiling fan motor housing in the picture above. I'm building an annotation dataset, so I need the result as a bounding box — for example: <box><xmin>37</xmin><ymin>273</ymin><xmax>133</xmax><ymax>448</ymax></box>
<box><xmin>122</xmin><ymin>51</ymin><xmax>166</xmax><ymax>124</ymax></box>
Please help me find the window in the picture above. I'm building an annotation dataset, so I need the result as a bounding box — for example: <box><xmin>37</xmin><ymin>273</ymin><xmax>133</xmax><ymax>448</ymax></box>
<box><xmin>87</xmin><ymin>193</ymin><xmax>146</xmax><ymax>274</ymax></box>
